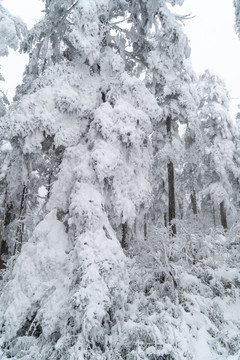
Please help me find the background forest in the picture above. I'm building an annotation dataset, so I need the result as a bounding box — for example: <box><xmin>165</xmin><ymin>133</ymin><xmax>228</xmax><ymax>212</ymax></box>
<box><xmin>0</xmin><ymin>0</ymin><xmax>240</xmax><ymax>359</ymax></box>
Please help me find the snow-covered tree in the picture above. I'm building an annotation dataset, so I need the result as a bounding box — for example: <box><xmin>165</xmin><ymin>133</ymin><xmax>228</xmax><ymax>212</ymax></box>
<box><xmin>231</xmin><ymin>115</ymin><xmax>240</xmax><ymax>216</ymax></box>
<box><xmin>234</xmin><ymin>0</ymin><xmax>240</xmax><ymax>38</ymax></box>
<box><xmin>197</xmin><ymin>69</ymin><xmax>239</xmax><ymax>229</ymax></box>
<box><xmin>0</xmin><ymin>0</ymin><xmax>160</xmax><ymax>358</ymax></box>
<box><xmin>0</xmin><ymin>1</ymin><xmax>26</xmax><ymax>109</ymax></box>
<box><xmin>145</xmin><ymin>2</ymin><xmax>198</xmax><ymax>234</ymax></box>
<box><xmin>0</xmin><ymin>2</ymin><xmax>26</xmax><ymax>267</ymax></box>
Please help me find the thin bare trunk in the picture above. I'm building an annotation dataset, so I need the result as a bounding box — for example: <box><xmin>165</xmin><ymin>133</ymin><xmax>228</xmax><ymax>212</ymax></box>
<box><xmin>179</xmin><ymin>201</ymin><xmax>184</xmax><ymax>219</ymax></box>
<box><xmin>144</xmin><ymin>213</ymin><xmax>147</xmax><ymax>240</ymax></box>
<box><xmin>220</xmin><ymin>201</ymin><xmax>228</xmax><ymax>230</ymax></box>
<box><xmin>168</xmin><ymin>161</ymin><xmax>176</xmax><ymax>236</ymax></box>
<box><xmin>121</xmin><ymin>222</ymin><xmax>127</xmax><ymax>249</ymax></box>
<box><xmin>47</xmin><ymin>170</ymin><xmax>52</xmax><ymax>199</ymax></box>
<box><xmin>164</xmin><ymin>212</ymin><xmax>167</xmax><ymax>228</ymax></box>
<box><xmin>0</xmin><ymin>187</ymin><xmax>14</xmax><ymax>268</ymax></box>
<box><xmin>191</xmin><ymin>189</ymin><xmax>197</xmax><ymax>215</ymax></box>
<box><xmin>167</xmin><ymin>116</ymin><xmax>176</xmax><ymax>236</ymax></box>
<box><xmin>14</xmin><ymin>185</ymin><xmax>28</xmax><ymax>255</ymax></box>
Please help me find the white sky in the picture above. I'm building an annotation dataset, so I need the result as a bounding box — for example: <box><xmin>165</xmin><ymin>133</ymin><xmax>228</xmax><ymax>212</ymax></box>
<box><xmin>1</xmin><ymin>0</ymin><xmax>240</xmax><ymax>116</ymax></box>
<box><xmin>0</xmin><ymin>0</ymin><xmax>44</xmax><ymax>99</ymax></box>
<box><xmin>177</xmin><ymin>0</ymin><xmax>240</xmax><ymax>117</ymax></box>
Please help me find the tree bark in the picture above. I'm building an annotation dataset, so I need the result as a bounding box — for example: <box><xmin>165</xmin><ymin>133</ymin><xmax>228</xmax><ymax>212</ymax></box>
<box><xmin>212</xmin><ymin>201</ymin><xmax>216</xmax><ymax>227</ymax></box>
<box><xmin>121</xmin><ymin>222</ymin><xmax>127</xmax><ymax>249</ymax></box>
<box><xmin>168</xmin><ymin>161</ymin><xmax>176</xmax><ymax>236</ymax></box>
<box><xmin>190</xmin><ymin>189</ymin><xmax>197</xmax><ymax>215</ymax></box>
<box><xmin>220</xmin><ymin>201</ymin><xmax>228</xmax><ymax>230</ymax></box>
<box><xmin>144</xmin><ymin>213</ymin><xmax>147</xmax><ymax>240</ymax></box>
<box><xmin>164</xmin><ymin>212</ymin><xmax>167</xmax><ymax>228</ymax></box>
<box><xmin>0</xmin><ymin>188</ymin><xmax>15</xmax><ymax>268</ymax></box>
<box><xmin>47</xmin><ymin>170</ymin><xmax>52</xmax><ymax>199</ymax></box>
<box><xmin>14</xmin><ymin>185</ymin><xmax>28</xmax><ymax>255</ymax></box>
<box><xmin>179</xmin><ymin>200</ymin><xmax>184</xmax><ymax>219</ymax></box>
<box><xmin>0</xmin><ymin>230</ymin><xmax>7</xmax><ymax>270</ymax></box>
<box><xmin>167</xmin><ymin>116</ymin><xmax>176</xmax><ymax>236</ymax></box>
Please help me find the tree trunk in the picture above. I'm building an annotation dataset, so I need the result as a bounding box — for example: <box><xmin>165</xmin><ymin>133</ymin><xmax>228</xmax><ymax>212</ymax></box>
<box><xmin>167</xmin><ymin>116</ymin><xmax>176</xmax><ymax>236</ymax></box>
<box><xmin>0</xmin><ymin>229</ymin><xmax>7</xmax><ymax>270</ymax></box>
<box><xmin>121</xmin><ymin>222</ymin><xmax>127</xmax><ymax>249</ymax></box>
<box><xmin>191</xmin><ymin>189</ymin><xmax>197</xmax><ymax>215</ymax></box>
<box><xmin>0</xmin><ymin>188</ymin><xmax>15</xmax><ymax>268</ymax></box>
<box><xmin>144</xmin><ymin>213</ymin><xmax>147</xmax><ymax>240</ymax></box>
<box><xmin>168</xmin><ymin>161</ymin><xmax>176</xmax><ymax>236</ymax></box>
<box><xmin>179</xmin><ymin>200</ymin><xmax>184</xmax><ymax>219</ymax></box>
<box><xmin>220</xmin><ymin>201</ymin><xmax>228</xmax><ymax>230</ymax></box>
<box><xmin>14</xmin><ymin>185</ymin><xmax>28</xmax><ymax>255</ymax></box>
<box><xmin>164</xmin><ymin>212</ymin><xmax>167</xmax><ymax>228</ymax></box>
<box><xmin>212</xmin><ymin>201</ymin><xmax>216</xmax><ymax>227</ymax></box>
<box><xmin>47</xmin><ymin>170</ymin><xmax>52</xmax><ymax>199</ymax></box>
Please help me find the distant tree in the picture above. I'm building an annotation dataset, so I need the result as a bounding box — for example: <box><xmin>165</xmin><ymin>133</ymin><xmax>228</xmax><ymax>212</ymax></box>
<box><xmin>0</xmin><ymin>3</ymin><xmax>26</xmax><ymax>267</ymax></box>
<box><xmin>197</xmin><ymin>69</ymin><xmax>239</xmax><ymax>229</ymax></box>
<box><xmin>180</xmin><ymin>114</ymin><xmax>203</xmax><ymax>219</ymax></box>
<box><xmin>146</xmin><ymin>2</ymin><xmax>198</xmax><ymax>235</ymax></box>
<box><xmin>0</xmin><ymin>1</ymin><xmax>26</xmax><ymax>76</ymax></box>
<box><xmin>231</xmin><ymin>115</ymin><xmax>240</xmax><ymax>216</ymax></box>
<box><xmin>234</xmin><ymin>0</ymin><xmax>240</xmax><ymax>38</ymax></box>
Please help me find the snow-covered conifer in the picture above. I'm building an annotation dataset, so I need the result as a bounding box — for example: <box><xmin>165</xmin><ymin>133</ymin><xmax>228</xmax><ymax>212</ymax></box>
<box><xmin>234</xmin><ymin>0</ymin><xmax>240</xmax><ymax>38</ymax></box>
<box><xmin>0</xmin><ymin>1</ymin><xmax>26</xmax><ymax>113</ymax></box>
<box><xmin>145</xmin><ymin>2</ymin><xmax>198</xmax><ymax>233</ymax></box>
<box><xmin>0</xmin><ymin>0</ymin><xmax>160</xmax><ymax>358</ymax></box>
<box><xmin>197</xmin><ymin>69</ymin><xmax>239</xmax><ymax>229</ymax></box>
<box><xmin>0</xmin><ymin>2</ymin><xmax>26</xmax><ymax>266</ymax></box>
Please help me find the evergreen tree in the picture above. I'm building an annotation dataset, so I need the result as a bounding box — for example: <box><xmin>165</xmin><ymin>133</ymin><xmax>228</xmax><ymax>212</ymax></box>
<box><xmin>197</xmin><ymin>69</ymin><xmax>239</xmax><ymax>229</ymax></box>
<box><xmin>146</xmin><ymin>2</ymin><xmax>198</xmax><ymax>234</ymax></box>
<box><xmin>0</xmin><ymin>2</ymin><xmax>26</xmax><ymax>267</ymax></box>
<box><xmin>0</xmin><ymin>0</ymin><xmax>160</xmax><ymax>358</ymax></box>
<box><xmin>234</xmin><ymin>0</ymin><xmax>240</xmax><ymax>38</ymax></box>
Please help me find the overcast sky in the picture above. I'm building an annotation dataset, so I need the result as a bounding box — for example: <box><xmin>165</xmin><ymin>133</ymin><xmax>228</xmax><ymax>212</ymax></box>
<box><xmin>178</xmin><ymin>0</ymin><xmax>240</xmax><ymax>116</ymax></box>
<box><xmin>1</xmin><ymin>0</ymin><xmax>240</xmax><ymax>116</ymax></box>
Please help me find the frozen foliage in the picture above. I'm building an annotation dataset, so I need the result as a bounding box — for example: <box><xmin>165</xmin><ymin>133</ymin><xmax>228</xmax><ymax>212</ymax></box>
<box><xmin>0</xmin><ymin>40</ymin><xmax>159</xmax><ymax>357</ymax></box>
<box><xmin>121</xmin><ymin>223</ymin><xmax>240</xmax><ymax>360</ymax></box>
<box><xmin>234</xmin><ymin>0</ymin><xmax>240</xmax><ymax>38</ymax></box>
<box><xmin>0</xmin><ymin>2</ymin><xmax>26</xmax><ymax>113</ymax></box>
<box><xmin>197</xmin><ymin>69</ymin><xmax>239</xmax><ymax>227</ymax></box>
<box><xmin>0</xmin><ymin>2</ymin><xmax>26</xmax><ymax>58</ymax></box>
<box><xmin>144</xmin><ymin>1</ymin><xmax>198</xmax><ymax>226</ymax></box>
<box><xmin>0</xmin><ymin>1</ymin><xmax>240</xmax><ymax>360</ymax></box>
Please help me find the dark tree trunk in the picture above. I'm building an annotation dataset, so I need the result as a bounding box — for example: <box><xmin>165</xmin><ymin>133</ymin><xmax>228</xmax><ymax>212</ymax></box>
<box><xmin>47</xmin><ymin>170</ymin><xmax>52</xmax><ymax>200</ymax></box>
<box><xmin>220</xmin><ymin>201</ymin><xmax>228</xmax><ymax>230</ymax></box>
<box><xmin>14</xmin><ymin>185</ymin><xmax>28</xmax><ymax>255</ymax></box>
<box><xmin>168</xmin><ymin>161</ymin><xmax>176</xmax><ymax>236</ymax></box>
<box><xmin>0</xmin><ymin>188</ymin><xmax>15</xmax><ymax>269</ymax></box>
<box><xmin>144</xmin><ymin>213</ymin><xmax>147</xmax><ymax>240</ymax></box>
<box><xmin>121</xmin><ymin>222</ymin><xmax>127</xmax><ymax>249</ymax></box>
<box><xmin>164</xmin><ymin>212</ymin><xmax>167</xmax><ymax>228</ymax></box>
<box><xmin>191</xmin><ymin>189</ymin><xmax>197</xmax><ymax>215</ymax></box>
<box><xmin>0</xmin><ymin>234</ymin><xmax>8</xmax><ymax>270</ymax></box>
<box><xmin>167</xmin><ymin>116</ymin><xmax>176</xmax><ymax>236</ymax></box>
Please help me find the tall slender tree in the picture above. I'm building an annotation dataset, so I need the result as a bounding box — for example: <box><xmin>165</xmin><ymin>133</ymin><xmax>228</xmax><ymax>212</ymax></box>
<box><xmin>197</xmin><ymin>69</ymin><xmax>239</xmax><ymax>229</ymax></box>
<box><xmin>146</xmin><ymin>2</ymin><xmax>198</xmax><ymax>234</ymax></box>
<box><xmin>234</xmin><ymin>0</ymin><xmax>240</xmax><ymax>38</ymax></box>
<box><xmin>0</xmin><ymin>3</ymin><xmax>26</xmax><ymax>267</ymax></box>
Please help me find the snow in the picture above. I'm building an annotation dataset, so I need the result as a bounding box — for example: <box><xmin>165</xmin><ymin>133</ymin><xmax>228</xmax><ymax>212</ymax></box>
<box><xmin>0</xmin><ymin>0</ymin><xmax>240</xmax><ymax>359</ymax></box>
